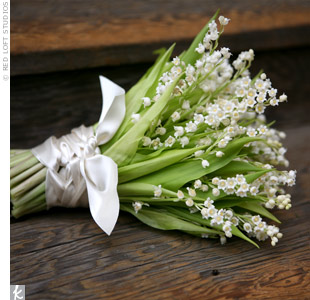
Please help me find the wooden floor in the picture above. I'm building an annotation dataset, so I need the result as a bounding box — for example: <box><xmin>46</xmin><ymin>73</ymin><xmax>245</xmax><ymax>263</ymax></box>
<box><xmin>11</xmin><ymin>0</ymin><xmax>310</xmax><ymax>75</ymax></box>
<box><xmin>10</xmin><ymin>123</ymin><xmax>310</xmax><ymax>300</ymax></box>
<box><xmin>11</xmin><ymin>49</ymin><xmax>310</xmax><ymax>299</ymax></box>
<box><xmin>10</xmin><ymin>2</ymin><xmax>310</xmax><ymax>296</ymax></box>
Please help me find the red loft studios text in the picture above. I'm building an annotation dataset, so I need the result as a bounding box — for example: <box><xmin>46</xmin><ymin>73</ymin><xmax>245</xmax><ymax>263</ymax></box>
<box><xmin>2</xmin><ymin>1</ymin><xmax>8</xmax><ymax>71</ymax></box>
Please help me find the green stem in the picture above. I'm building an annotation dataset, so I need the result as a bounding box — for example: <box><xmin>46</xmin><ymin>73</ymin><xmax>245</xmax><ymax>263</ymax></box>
<box><xmin>10</xmin><ymin>149</ymin><xmax>28</xmax><ymax>157</ymax></box>
<box><xmin>10</xmin><ymin>156</ymin><xmax>39</xmax><ymax>178</ymax></box>
<box><xmin>10</xmin><ymin>151</ymin><xmax>32</xmax><ymax>167</ymax></box>
<box><xmin>11</xmin><ymin>193</ymin><xmax>46</xmax><ymax>218</ymax></box>
<box><xmin>11</xmin><ymin>168</ymin><xmax>47</xmax><ymax>199</ymax></box>
<box><xmin>10</xmin><ymin>162</ymin><xmax>44</xmax><ymax>188</ymax></box>
<box><xmin>12</xmin><ymin>182</ymin><xmax>45</xmax><ymax>207</ymax></box>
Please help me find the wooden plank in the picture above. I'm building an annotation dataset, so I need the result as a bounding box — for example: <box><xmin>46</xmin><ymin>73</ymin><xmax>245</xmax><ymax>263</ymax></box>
<box><xmin>11</xmin><ymin>0</ymin><xmax>310</xmax><ymax>75</ymax></box>
<box><xmin>10</xmin><ymin>124</ymin><xmax>310</xmax><ymax>299</ymax></box>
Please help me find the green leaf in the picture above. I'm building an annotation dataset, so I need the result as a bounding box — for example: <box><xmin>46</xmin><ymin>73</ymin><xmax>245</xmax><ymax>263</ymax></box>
<box><xmin>181</xmin><ymin>10</ymin><xmax>220</xmax><ymax>65</ymax></box>
<box><xmin>104</xmin><ymin>73</ymin><xmax>182</xmax><ymax>166</ymax></box>
<box><xmin>237</xmin><ymin>202</ymin><xmax>281</xmax><ymax>223</ymax></box>
<box><xmin>126</xmin><ymin>44</ymin><xmax>175</xmax><ymax>116</ymax></box>
<box><xmin>193</xmin><ymin>189</ymin><xmax>224</xmax><ymax>202</ymax></box>
<box><xmin>121</xmin><ymin>204</ymin><xmax>218</xmax><ymax>235</ymax></box>
<box><xmin>118</xmin><ymin>146</ymin><xmax>207</xmax><ymax>183</ymax></box>
<box><xmin>245</xmin><ymin>170</ymin><xmax>272</xmax><ymax>183</ymax></box>
<box><xmin>230</xmin><ymin>225</ymin><xmax>259</xmax><ymax>248</ymax></box>
<box><xmin>118</xmin><ymin>182</ymin><xmax>176</xmax><ymax>197</ymax></box>
<box><xmin>120</xmin><ymin>196</ymin><xmax>184</xmax><ymax>207</ymax></box>
<box><xmin>165</xmin><ymin>207</ymin><xmax>258</xmax><ymax>247</ymax></box>
<box><xmin>139</xmin><ymin>47</ymin><xmax>168</xmax><ymax>81</ymax></box>
<box><xmin>134</xmin><ymin>137</ymin><xmax>261</xmax><ymax>190</ymax></box>
<box><xmin>214</xmin><ymin>198</ymin><xmax>262</xmax><ymax>209</ymax></box>
<box><xmin>129</xmin><ymin>148</ymin><xmax>165</xmax><ymax>164</ymax></box>
<box><xmin>100</xmin><ymin>44</ymin><xmax>176</xmax><ymax>153</ymax></box>
<box><xmin>210</xmin><ymin>161</ymin><xmax>267</xmax><ymax>177</ymax></box>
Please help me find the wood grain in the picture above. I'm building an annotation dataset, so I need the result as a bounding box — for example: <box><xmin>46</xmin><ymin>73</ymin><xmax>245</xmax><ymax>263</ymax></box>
<box><xmin>10</xmin><ymin>125</ymin><xmax>310</xmax><ymax>299</ymax></box>
<box><xmin>11</xmin><ymin>0</ymin><xmax>310</xmax><ymax>75</ymax></box>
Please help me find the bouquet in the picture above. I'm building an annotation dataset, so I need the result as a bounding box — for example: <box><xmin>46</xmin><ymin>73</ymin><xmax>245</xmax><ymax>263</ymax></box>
<box><xmin>10</xmin><ymin>11</ymin><xmax>296</xmax><ymax>248</ymax></box>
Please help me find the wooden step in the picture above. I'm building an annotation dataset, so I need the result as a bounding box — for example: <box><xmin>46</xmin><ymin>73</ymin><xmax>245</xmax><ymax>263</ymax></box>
<box><xmin>11</xmin><ymin>0</ymin><xmax>310</xmax><ymax>75</ymax></box>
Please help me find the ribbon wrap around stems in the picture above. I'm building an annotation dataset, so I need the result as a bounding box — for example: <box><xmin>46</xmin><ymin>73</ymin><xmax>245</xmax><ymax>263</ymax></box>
<box><xmin>32</xmin><ymin>76</ymin><xmax>126</xmax><ymax>235</ymax></box>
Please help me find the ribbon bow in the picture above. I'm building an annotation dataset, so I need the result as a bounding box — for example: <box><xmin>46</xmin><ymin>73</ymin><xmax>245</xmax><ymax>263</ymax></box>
<box><xmin>32</xmin><ymin>76</ymin><xmax>126</xmax><ymax>235</ymax></box>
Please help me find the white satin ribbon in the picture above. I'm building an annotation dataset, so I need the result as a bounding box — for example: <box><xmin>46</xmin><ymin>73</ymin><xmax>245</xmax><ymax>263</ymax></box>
<box><xmin>32</xmin><ymin>76</ymin><xmax>125</xmax><ymax>235</ymax></box>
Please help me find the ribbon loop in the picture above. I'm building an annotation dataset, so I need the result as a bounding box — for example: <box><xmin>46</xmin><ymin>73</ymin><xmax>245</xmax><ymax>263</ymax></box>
<box><xmin>31</xmin><ymin>76</ymin><xmax>126</xmax><ymax>235</ymax></box>
<box><xmin>96</xmin><ymin>76</ymin><xmax>126</xmax><ymax>145</ymax></box>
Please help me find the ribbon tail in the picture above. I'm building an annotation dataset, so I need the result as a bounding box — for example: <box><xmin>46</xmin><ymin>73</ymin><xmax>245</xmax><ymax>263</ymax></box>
<box><xmin>80</xmin><ymin>155</ymin><xmax>119</xmax><ymax>235</ymax></box>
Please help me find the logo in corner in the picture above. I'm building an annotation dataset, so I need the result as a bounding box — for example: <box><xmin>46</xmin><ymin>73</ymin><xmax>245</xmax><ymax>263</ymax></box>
<box><xmin>10</xmin><ymin>285</ymin><xmax>25</xmax><ymax>300</ymax></box>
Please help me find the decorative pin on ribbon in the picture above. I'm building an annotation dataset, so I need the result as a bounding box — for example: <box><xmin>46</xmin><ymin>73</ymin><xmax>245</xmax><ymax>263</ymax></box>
<box><xmin>31</xmin><ymin>76</ymin><xmax>126</xmax><ymax>235</ymax></box>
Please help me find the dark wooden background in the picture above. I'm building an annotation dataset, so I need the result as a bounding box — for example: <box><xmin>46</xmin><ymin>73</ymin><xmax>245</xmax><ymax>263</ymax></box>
<box><xmin>10</xmin><ymin>1</ymin><xmax>310</xmax><ymax>299</ymax></box>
